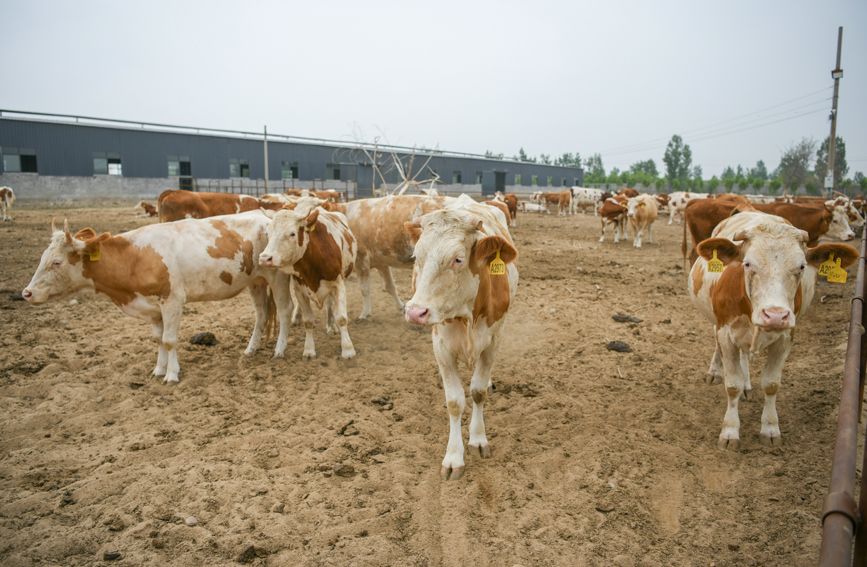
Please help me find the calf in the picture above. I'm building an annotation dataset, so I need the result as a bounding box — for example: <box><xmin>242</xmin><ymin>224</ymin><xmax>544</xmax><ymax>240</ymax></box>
<box><xmin>557</xmin><ymin>190</ymin><xmax>571</xmax><ymax>216</ymax></box>
<box><xmin>0</xmin><ymin>186</ymin><xmax>16</xmax><ymax>222</ymax></box>
<box><xmin>22</xmin><ymin>212</ymin><xmax>292</xmax><ymax>383</ymax></box>
<box><xmin>626</xmin><ymin>194</ymin><xmax>658</xmax><ymax>248</ymax></box>
<box><xmin>618</xmin><ymin>187</ymin><xmax>639</xmax><ymax>198</ymax></box>
<box><xmin>531</xmin><ymin>191</ymin><xmax>562</xmax><ymax>215</ymax></box>
<box><xmin>404</xmin><ymin>201</ymin><xmax>519</xmax><ymax>480</ymax></box>
<box><xmin>259</xmin><ymin>204</ymin><xmax>358</xmax><ymax>359</ymax></box>
<box><xmin>668</xmin><ymin>191</ymin><xmax>708</xmax><ymax>225</ymax></box>
<box><xmin>654</xmin><ymin>193</ymin><xmax>671</xmax><ymax>211</ymax></box>
<box><xmin>133</xmin><ymin>200</ymin><xmax>158</xmax><ymax>218</ymax></box>
<box><xmin>493</xmin><ymin>191</ymin><xmax>518</xmax><ymax>227</ymax></box>
<box><xmin>689</xmin><ymin>211</ymin><xmax>857</xmax><ymax>450</ymax></box>
<box><xmin>599</xmin><ymin>196</ymin><xmax>629</xmax><ymax>243</ymax></box>
<box><xmin>571</xmin><ymin>187</ymin><xmax>604</xmax><ymax>216</ymax></box>
<box><xmin>158</xmin><ymin>190</ymin><xmax>284</xmax><ymax>222</ymax></box>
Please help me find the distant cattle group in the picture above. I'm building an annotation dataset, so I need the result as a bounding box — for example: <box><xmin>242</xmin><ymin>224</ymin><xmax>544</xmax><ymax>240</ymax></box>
<box><xmin>17</xmin><ymin>180</ymin><xmax>864</xmax><ymax>479</ymax></box>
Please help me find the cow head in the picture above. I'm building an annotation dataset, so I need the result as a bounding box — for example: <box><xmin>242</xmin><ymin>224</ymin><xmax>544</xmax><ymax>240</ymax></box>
<box><xmin>698</xmin><ymin>221</ymin><xmax>857</xmax><ymax>331</ymax></box>
<box><xmin>822</xmin><ymin>202</ymin><xmax>856</xmax><ymax>241</ymax></box>
<box><xmin>22</xmin><ymin>219</ymin><xmax>109</xmax><ymax>304</ymax></box>
<box><xmin>258</xmin><ymin>208</ymin><xmax>319</xmax><ymax>272</ymax></box>
<box><xmin>626</xmin><ymin>196</ymin><xmax>647</xmax><ymax>218</ymax></box>
<box><xmin>403</xmin><ymin>209</ymin><xmax>517</xmax><ymax>326</ymax></box>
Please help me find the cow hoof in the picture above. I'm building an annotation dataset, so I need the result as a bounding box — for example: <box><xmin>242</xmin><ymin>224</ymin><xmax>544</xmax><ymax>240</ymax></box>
<box><xmin>341</xmin><ymin>348</ymin><xmax>356</xmax><ymax>359</ymax></box>
<box><xmin>717</xmin><ymin>437</ymin><xmax>740</xmax><ymax>451</ymax></box>
<box><xmin>440</xmin><ymin>465</ymin><xmax>465</xmax><ymax>481</ymax></box>
<box><xmin>302</xmin><ymin>352</ymin><xmax>316</xmax><ymax>360</ymax></box>
<box><xmin>162</xmin><ymin>376</ymin><xmax>179</xmax><ymax>385</ymax></box>
<box><xmin>760</xmin><ymin>434</ymin><xmax>783</xmax><ymax>447</ymax></box>
<box><xmin>742</xmin><ymin>388</ymin><xmax>751</xmax><ymax>400</ymax></box>
<box><xmin>468</xmin><ymin>444</ymin><xmax>492</xmax><ymax>459</ymax></box>
<box><xmin>356</xmin><ymin>314</ymin><xmax>372</xmax><ymax>321</ymax></box>
<box><xmin>705</xmin><ymin>374</ymin><xmax>722</xmax><ymax>385</ymax></box>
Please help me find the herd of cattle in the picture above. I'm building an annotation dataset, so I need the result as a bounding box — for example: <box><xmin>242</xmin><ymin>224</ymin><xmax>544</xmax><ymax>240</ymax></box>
<box><xmin>8</xmin><ymin>182</ymin><xmax>864</xmax><ymax>479</ymax></box>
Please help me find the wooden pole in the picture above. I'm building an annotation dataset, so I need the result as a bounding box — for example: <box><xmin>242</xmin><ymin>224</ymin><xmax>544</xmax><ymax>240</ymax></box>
<box><xmin>826</xmin><ymin>27</ymin><xmax>843</xmax><ymax>197</ymax></box>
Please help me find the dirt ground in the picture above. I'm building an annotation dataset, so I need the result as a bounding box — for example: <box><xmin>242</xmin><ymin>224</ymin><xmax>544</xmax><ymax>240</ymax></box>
<box><xmin>0</xmin><ymin>200</ymin><xmax>864</xmax><ymax>567</ymax></box>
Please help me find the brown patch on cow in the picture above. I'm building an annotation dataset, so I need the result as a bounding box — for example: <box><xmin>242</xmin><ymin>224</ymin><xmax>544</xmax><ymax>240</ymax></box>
<box><xmin>763</xmin><ymin>382</ymin><xmax>780</xmax><ymax>396</ymax></box>
<box><xmin>157</xmin><ymin>189</ymin><xmax>283</xmax><ymax>222</ymax></box>
<box><xmin>472</xmin><ymin>389</ymin><xmax>486</xmax><ymax>405</ymax></box>
<box><xmin>618</xmin><ymin>188</ymin><xmax>639</xmax><ymax>198</ymax></box>
<box><xmin>219</xmin><ymin>271</ymin><xmax>233</xmax><ymax>285</ymax></box>
<box><xmin>78</xmin><ymin>235</ymin><xmax>171</xmax><ymax>307</ymax></box>
<box><xmin>692</xmin><ymin>266</ymin><xmax>704</xmax><ymax>294</ymax></box>
<box><xmin>207</xmin><ymin>219</ymin><xmax>255</xmax><ymax>274</ymax></box>
<box><xmin>292</xmin><ymin>213</ymin><xmax>345</xmax><ymax>293</ymax></box>
<box><xmin>711</xmin><ymin>264</ymin><xmax>752</xmax><ymax>328</ymax></box>
<box><xmin>806</xmin><ymin>243</ymin><xmax>859</xmax><ymax>269</ymax></box>
<box><xmin>470</xmin><ymin>236</ymin><xmax>517</xmax><ymax>325</ymax></box>
<box><xmin>794</xmin><ymin>284</ymin><xmax>802</xmax><ymax>315</ymax></box>
<box><xmin>485</xmin><ymin>200</ymin><xmax>510</xmax><ymax>219</ymax></box>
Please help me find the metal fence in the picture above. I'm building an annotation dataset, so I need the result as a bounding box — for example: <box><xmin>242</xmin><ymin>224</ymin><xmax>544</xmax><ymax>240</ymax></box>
<box><xmin>819</xmin><ymin>226</ymin><xmax>867</xmax><ymax>566</ymax></box>
<box><xmin>183</xmin><ymin>178</ymin><xmax>356</xmax><ymax>200</ymax></box>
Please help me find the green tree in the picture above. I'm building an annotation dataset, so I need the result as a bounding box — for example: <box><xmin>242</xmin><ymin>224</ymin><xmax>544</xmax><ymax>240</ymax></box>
<box><xmin>692</xmin><ymin>165</ymin><xmax>703</xmax><ymax>180</ymax></box>
<box><xmin>721</xmin><ymin>166</ymin><xmax>735</xmax><ymax>179</ymax></box>
<box><xmin>584</xmin><ymin>154</ymin><xmax>605</xmax><ymax>181</ymax></box>
<box><xmin>768</xmin><ymin>178</ymin><xmax>782</xmax><ymax>196</ymax></box>
<box><xmin>485</xmin><ymin>150</ymin><xmax>504</xmax><ymax>159</ymax></box>
<box><xmin>694</xmin><ymin>175</ymin><xmax>704</xmax><ymax>192</ymax></box>
<box><xmin>655</xmin><ymin>178</ymin><xmax>664</xmax><ymax>192</ymax></box>
<box><xmin>630</xmin><ymin>159</ymin><xmax>658</xmax><ymax>177</ymax></box>
<box><xmin>815</xmin><ymin>136</ymin><xmax>849</xmax><ymax>190</ymax></box>
<box><xmin>724</xmin><ymin>178</ymin><xmax>736</xmax><ymax>193</ymax></box>
<box><xmin>707</xmin><ymin>175</ymin><xmax>720</xmax><ymax>195</ymax></box>
<box><xmin>663</xmin><ymin>135</ymin><xmax>692</xmax><ymax>182</ymax></box>
<box><xmin>777</xmin><ymin>137</ymin><xmax>816</xmax><ymax>190</ymax></box>
<box><xmin>539</xmin><ymin>154</ymin><xmax>552</xmax><ymax>165</ymax></box>
<box><xmin>750</xmin><ymin>160</ymin><xmax>768</xmax><ymax>181</ymax></box>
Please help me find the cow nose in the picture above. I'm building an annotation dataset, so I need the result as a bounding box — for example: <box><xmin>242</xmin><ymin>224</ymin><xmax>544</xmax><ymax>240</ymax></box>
<box><xmin>21</xmin><ymin>290</ymin><xmax>32</xmax><ymax>302</ymax></box>
<box><xmin>259</xmin><ymin>254</ymin><xmax>273</xmax><ymax>267</ymax></box>
<box><xmin>406</xmin><ymin>306</ymin><xmax>430</xmax><ymax>325</ymax></box>
<box><xmin>846</xmin><ymin>234</ymin><xmax>854</xmax><ymax>240</ymax></box>
<box><xmin>760</xmin><ymin>308</ymin><xmax>791</xmax><ymax>329</ymax></box>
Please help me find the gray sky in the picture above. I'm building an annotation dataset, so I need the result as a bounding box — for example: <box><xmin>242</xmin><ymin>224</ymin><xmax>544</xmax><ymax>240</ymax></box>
<box><xmin>3</xmin><ymin>0</ymin><xmax>865</xmax><ymax>178</ymax></box>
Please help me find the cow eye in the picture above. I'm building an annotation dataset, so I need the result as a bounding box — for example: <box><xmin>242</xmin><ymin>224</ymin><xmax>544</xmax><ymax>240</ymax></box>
<box><xmin>52</xmin><ymin>260</ymin><xmax>62</xmax><ymax>267</ymax></box>
<box><xmin>743</xmin><ymin>261</ymin><xmax>751</xmax><ymax>269</ymax></box>
<box><xmin>452</xmin><ymin>256</ymin><xmax>464</xmax><ymax>266</ymax></box>
<box><xmin>290</xmin><ymin>232</ymin><xmax>296</xmax><ymax>238</ymax></box>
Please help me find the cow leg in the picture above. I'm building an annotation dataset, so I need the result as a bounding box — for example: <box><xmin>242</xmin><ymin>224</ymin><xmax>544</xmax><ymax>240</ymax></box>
<box><xmin>151</xmin><ymin>322</ymin><xmax>168</xmax><ymax>378</ymax></box>
<box><xmin>295</xmin><ymin>290</ymin><xmax>317</xmax><ymax>359</ymax></box>
<box><xmin>759</xmin><ymin>335</ymin><xmax>792</xmax><ymax>447</ymax></box>
<box><xmin>740</xmin><ymin>350</ymin><xmax>752</xmax><ymax>399</ymax></box>
<box><xmin>647</xmin><ymin>223</ymin><xmax>653</xmax><ymax>244</ymax></box>
<box><xmin>467</xmin><ymin>328</ymin><xmax>503</xmax><ymax>460</ymax></box>
<box><xmin>269</xmin><ymin>275</ymin><xmax>292</xmax><ymax>358</ymax></box>
<box><xmin>599</xmin><ymin>221</ymin><xmax>606</xmax><ymax>243</ymax></box>
<box><xmin>706</xmin><ymin>330</ymin><xmax>723</xmax><ymax>384</ymax></box>
<box><xmin>433</xmin><ymin>325</ymin><xmax>466</xmax><ymax>480</ymax></box>
<box><xmin>159</xmin><ymin>300</ymin><xmax>184</xmax><ymax>383</ymax></box>
<box><xmin>325</xmin><ymin>295</ymin><xmax>337</xmax><ymax>334</ymax></box>
<box><xmin>717</xmin><ymin>332</ymin><xmax>745</xmax><ymax>450</ymax></box>
<box><xmin>244</xmin><ymin>282</ymin><xmax>269</xmax><ymax>355</ymax></box>
<box><xmin>289</xmin><ymin>281</ymin><xmax>301</xmax><ymax>325</ymax></box>
<box><xmin>356</xmin><ymin>257</ymin><xmax>374</xmax><ymax>320</ymax></box>
<box><xmin>334</xmin><ymin>279</ymin><xmax>356</xmax><ymax>359</ymax></box>
<box><xmin>375</xmin><ymin>266</ymin><xmax>405</xmax><ymax>314</ymax></box>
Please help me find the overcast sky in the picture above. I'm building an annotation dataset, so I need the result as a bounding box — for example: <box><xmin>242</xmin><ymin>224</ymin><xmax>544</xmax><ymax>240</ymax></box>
<box><xmin>3</xmin><ymin>0</ymin><xmax>865</xmax><ymax>178</ymax></box>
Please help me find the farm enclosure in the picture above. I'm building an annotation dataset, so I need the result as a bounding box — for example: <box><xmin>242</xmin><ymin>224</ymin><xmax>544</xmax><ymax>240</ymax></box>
<box><xmin>0</xmin><ymin>202</ymin><xmax>862</xmax><ymax>567</ymax></box>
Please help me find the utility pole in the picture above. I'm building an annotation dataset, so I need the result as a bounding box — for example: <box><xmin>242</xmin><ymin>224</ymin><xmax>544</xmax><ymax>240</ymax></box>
<box><xmin>825</xmin><ymin>27</ymin><xmax>843</xmax><ymax>197</ymax></box>
<box><xmin>263</xmin><ymin>126</ymin><xmax>270</xmax><ymax>194</ymax></box>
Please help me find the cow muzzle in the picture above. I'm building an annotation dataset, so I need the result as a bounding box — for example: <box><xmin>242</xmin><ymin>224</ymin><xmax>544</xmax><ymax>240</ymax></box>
<box><xmin>759</xmin><ymin>307</ymin><xmax>793</xmax><ymax>330</ymax></box>
<box><xmin>405</xmin><ymin>305</ymin><xmax>431</xmax><ymax>326</ymax></box>
<box><xmin>258</xmin><ymin>254</ymin><xmax>274</xmax><ymax>267</ymax></box>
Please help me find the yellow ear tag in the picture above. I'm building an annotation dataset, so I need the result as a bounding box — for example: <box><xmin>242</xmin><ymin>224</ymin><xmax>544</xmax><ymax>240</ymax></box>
<box><xmin>707</xmin><ymin>250</ymin><xmax>723</xmax><ymax>273</ymax></box>
<box><xmin>489</xmin><ymin>250</ymin><xmax>506</xmax><ymax>275</ymax></box>
<box><xmin>88</xmin><ymin>248</ymin><xmax>100</xmax><ymax>262</ymax></box>
<box><xmin>309</xmin><ymin>223</ymin><xmax>315</xmax><ymax>232</ymax></box>
<box><xmin>828</xmin><ymin>258</ymin><xmax>847</xmax><ymax>283</ymax></box>
<box><xmin>640</xmin><ymin>203</ymin><xmax>646</xmax><ymax>208</ymax></box>
<box><xmin>818</xmin><ymin>253</ymin><xmax>836</xmax><ymax>278</ymax></box>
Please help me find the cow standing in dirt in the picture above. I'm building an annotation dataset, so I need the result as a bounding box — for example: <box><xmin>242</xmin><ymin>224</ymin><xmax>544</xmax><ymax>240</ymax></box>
<box><xmin>404</xmin><ymin>200</ymin><xmax>518</xmax><ymax>480</ymax></box>
<box><xmin>599</xmin><ymin>196</ymin><xmax>629</xmax><ymax>243</ymax></box>
<box><xmin>626</xmin><ymin>194</ymin><xmax>658</xmax><ymax>248</ymax></box>
<box><xmin>22</xmin><ymin>212</ymin><xmax>293</xmax><ymax>383</ymax></box>
<box><xmin>157</xmin><ymin>190</ymin><xmax>284</xmax><ymax>222</ymax></box>
<box><xmin>689</xmin><ymin>211</ymin><xmax>857</xmax><ymax>450</ymax></box>
<box><xmin>0</xmin><ymin>186</ymin><xmax>16</xmax><ymax>221</ymax></box>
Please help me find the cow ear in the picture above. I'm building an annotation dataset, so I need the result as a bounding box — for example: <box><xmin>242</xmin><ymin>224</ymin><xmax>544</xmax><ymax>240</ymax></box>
<box><xmin>80</xmin><ymin>232</ymin><xmax>111</xmax><ymax>255</ymax></box>
<box><xmin>806</xmin><ymin>243</ymin><xmax>859</xmax><ymax>269</ymax></box>
<box><xmin>260</xmin><ymin>207</ymin><xmax>276</xmax><ymax>219</ymax></box>
<box><xmin>74</xmin><ymin>228</ymin><xmax>97</xmax><ymax>241</ymax></box>
<box><xmin>824</xmin><ymin>201</ymin><xmax>837</xmax><ymax>213</ymax></box>
<box><xmin>475</xmin><ymin>236</ymin><xmax>518</xmax><ymax>267</ymax></box>
<box><xmin>697</xmin><ymin>238</ymin><xmax>742</xmax><ymax>265</ymax></box>
<box><xmin>305</xmin><ymin>208</ymin><xmax>320</xmax><ymax>228</ymax></box>
<box><xmin>404</xmin><ymin>221</ymin><xmax>422</xmax><ymax>244</ymax></box>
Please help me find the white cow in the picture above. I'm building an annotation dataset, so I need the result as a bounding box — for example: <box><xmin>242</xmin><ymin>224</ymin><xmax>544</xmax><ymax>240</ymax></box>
<box><xmin>0</xmin><ymin>187</ymin><xmax>16</xmax><ymax>222</ymax></box>
<box><xmin>626</xmin><ymin>194</ymin><xmax>658</xmax><ymax>248</ymax></box>
<box><xmin>668</xmin><ymin>191</ymin><xmax>708</xmax><ymax>225</ymax></box>
<box><xmin>570</xmin><ymin>187</ymin><xmax>604</xmax><ymax>216</ymax></box>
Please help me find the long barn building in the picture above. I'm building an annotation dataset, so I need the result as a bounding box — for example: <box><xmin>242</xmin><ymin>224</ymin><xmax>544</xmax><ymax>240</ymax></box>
<box><xmin>0</xmin><ymin>112</ymin><xmax>582</xmax><ymax>201</ymax></box>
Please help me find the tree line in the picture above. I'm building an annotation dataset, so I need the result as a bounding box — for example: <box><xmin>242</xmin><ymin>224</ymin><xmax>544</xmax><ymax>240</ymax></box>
<box><xmin>487</xmin><ymin>135</ymin><xmax>866</xmax><ymax>196</ymax></box>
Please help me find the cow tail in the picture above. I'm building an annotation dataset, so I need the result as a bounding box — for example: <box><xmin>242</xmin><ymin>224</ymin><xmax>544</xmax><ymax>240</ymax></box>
<box><xmin>263</xmin><ymin>287</ymin><xmax>277</xmax><ymax>346</ymax></box>
<box><xmin>681</xmin><ymin>212</ymin><xmax>689</xmax><ymax>278</ymax></box>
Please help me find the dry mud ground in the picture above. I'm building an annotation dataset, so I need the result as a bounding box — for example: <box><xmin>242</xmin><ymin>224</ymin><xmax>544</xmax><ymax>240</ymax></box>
<box><xmin>0</xmin><ymin>201</ymin><xmax>864</xmax><ymax>567</ymax></box>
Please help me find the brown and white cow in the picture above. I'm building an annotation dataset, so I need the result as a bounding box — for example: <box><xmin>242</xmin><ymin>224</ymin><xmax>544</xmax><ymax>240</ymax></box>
<box><xmin>689</xmin><ymin>211</ymin><xmax>857</xmax><ymax>450</ymax></box>
<box><xmin>531</xmin><ymin>191</ymin><xmax>563</xmax><ymax>215</ymax></box>
<box><xmin>259</xmin><ymin>202</ymin><xmax>358</xmax><ymax>359</ymax></box>
<box><xmin>493</xmin><ymin>191</ymin><xmax>518</xmax><ymax>227</ymax></box>
<box><xmin>599</xmin><ymin>196</ymin><xmax>629</xmax><ymax>243</ymax></box>
<box><xmin>570</xmin><ymin>187</ymin><xmax>604</xmax><ymax>216</ymax></box>
<box><xmin>714</xmin><ymin>193</ymin><xmax>751</xmax><ymax>204</ymax></box>
<box><xmin>618</xmin><ymin>187</ymin><xmax>639</xmax><ymax>198</ymax></box>
<box><xmin>22</xmin><ymin>212</ymin><xmax>293</xmax><ymax>383</ymax></box>
<box><xmin>653</xmin><ymin>193</ymin><xmax>670</xmax><ymax>211</ymax></box>
<box><xmin>133</xmin><ymin>200</ymin><xmax>159</xmax><ymax>218</ymax></box>
<box><xmin>667</xmin><ymin>191</ymin><xmax>708</xmax><ymax>225</ymax></box>
<box><xmin>404</xmin><ymin>200</ymin><xmax>519</xmax><ymax>480</ymax></box>
<box><xmin>557</xmin><ymin>189</ymin><xmax>572</xmax><ymax>216</ymax></box>
<box><xmin>626</xmin><ymin>194</ymin><xmax>658</xmax><ymax>248</ymax></box>
<box><xmin>157</xmin><ymin>190</ymin><xmax>285</xmax><ymax>222</ymax></box>
<box><xmin>0</xmin><ymin>186</ymin><xmax>16</xmax><ymax>222</ymax></box>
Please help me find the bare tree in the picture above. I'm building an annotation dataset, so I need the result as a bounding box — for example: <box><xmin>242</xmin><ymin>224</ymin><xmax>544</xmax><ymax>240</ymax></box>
<box><xmin>777</xmin><ymin>137</ymin><xmax>817</xmax><ymax>190</ymax></box>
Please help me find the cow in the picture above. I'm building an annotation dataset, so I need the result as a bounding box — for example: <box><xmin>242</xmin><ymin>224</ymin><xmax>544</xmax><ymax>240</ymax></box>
<box><xmin>157</xmin><ymin>190</ymin><xmax>285</xmax><ymax>222</ymax></box>
<box><xmin>688</xmin><ymin>211</ymin><xmax>858</xmax><ymax>450</ymax></box>
<box><xmin>284</xmin><ymin>188</ymin><xmax>340</xmax><ymax>202</ymax></box>
<box><xmin>654</xmin><ymin>193</ymin><xmax>671</xmax><ymax>211</ymax></box>
<box><xmin>599</xmin><ymin>196</ymin><xmax>629</xmax><ymax>243</ymax></box>
<box><xmin>22</xmin><ymin>212</ymin><xmax>293</xmax><ymax>383</ymax></box>
<box><xmin>668</xmin><ymin>191</ymin><xmax>708</xmax><ymax>225</ymax></box>
<box><xmin>570</xmin><ymin>187</ymin><xmax>604</xmax><ymax>216</ymax></box>
<box><xmin>618</xmin><ymin>187</ymin><xmax>639</xmax><ymax>198</ymax></box>
<box><xmin>626</xmin><ymin>194</ymin><xmax>658</xmax><ymax>248</ymax></box>
<box><xmin>259</xmin><ymin>202</ymin><xmax>358</xmax><ymax>359</ymax></box>
<box><xmin>133</xmin><ymin>200</ymin><xmax>159</xmax><ymax>218</ymax></box>
<box><xmin>403</xmin><ymin>199</ymin><xmax>519</xmax><ymax>480</ymax></box>
<box><xmin>715</xmin><ymin>193</ymin><xmax>751</xmax><ymax>204</ymax></box>
<box><xmin>493</xmin><ymin>191</ymin><xmax>518</xmax><ymax>227</ymax></box>
<box><xmin>681</xmin><ymin>199</ymin><xmax>856</xmax><ymax>271</ymax></box>
<box><xmin>557</xmin><ymin>190</ymin><xmax>571</xmax><ymax>216</ymax></box>
<box><xmin>259</xmin><ymin>193</ymin><xmax>299</xmax><ymax>205</ymax></box>
<box><xmin>519</xmin><ymin>202</ymin><xmax>547</xmax><ymax>213</ymax></box>
<box><xmin>531</xmin><ymin>191</ymin><xmax>563</xmax><ymax>215</ymax></box>
<box><xmin>0</xmin><ymin>186</ymin><xmax>16</xmax><ymax>222</ymax></box>
<box><xmin>485</xmin><ymin>199</ymin><xmax>511</xmax><ymax>221</ymax></box>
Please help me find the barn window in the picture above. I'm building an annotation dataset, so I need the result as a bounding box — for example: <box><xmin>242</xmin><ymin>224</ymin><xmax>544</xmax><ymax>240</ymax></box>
<box><xmin>476</xmin><ymin>172</ymin><xmax>483</xmax><ymax>184</ymax></box>
<box><xmin>326</xmin><ymin>163</ymin><xmax>341</xmax><ymax>181</ymax></box>
<box><xmin>93</xmin><ymin>152</ymin><xmax>122</xmax><ymax>175</ymax></box>
<box><xmin>2</xmin><ymin>147</ymin><xmax>38</xmax><ymax>173</ymax></box>
<box><xmin>574</xmin><ymin>177</ymin><xmax>581</xmax><ymax>185</ymax></box>
<box><xmin>532</xmin><ymin>175</ymin><xmax>538</xmax><ymax>185</ymax></box>
<box><xmin>452</xmin><ymin>171</ymin><xmax>462</xmax><ymax>184</ymax></box>
<box><xmin>282</xmin><ymin>161</ymin><xmax>299</xmax><ymax>179</ymax></box>
<box><xmin>547</xmin><ymin>176</ymin><xmax>553</xmax><ymax>186</ymax></box>
<box><xmin>230</xmin><ymin>158</ymin><xmax>249</xmax><ymax>178</ymax></box>
<box><xmin>168</xmin><ymin>155</ymin><xmax>191</xmax><ymax>177</ymax></box>
<box><xmin>561</xmin><ymin>177</ymin><xmax>567</xmax><ymax>186</ymax></box>
<box><xmin>514</xmin><ymin>174</ymin><xmax>522</xmax><ymax>185</ymax></box>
